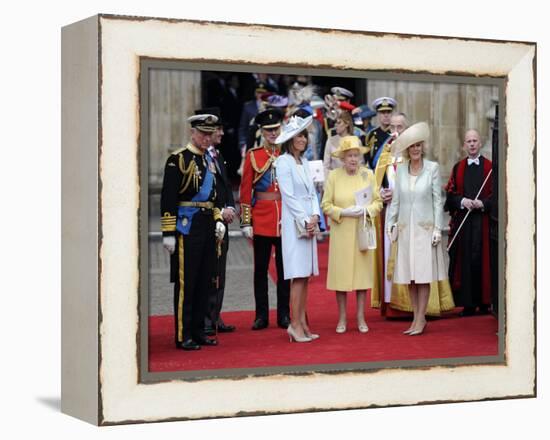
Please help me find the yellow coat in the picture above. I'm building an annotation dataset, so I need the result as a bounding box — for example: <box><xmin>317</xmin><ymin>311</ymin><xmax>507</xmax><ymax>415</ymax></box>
<box><xmin>321</xmin><ymin>167</ymin><xmax>382</xmax><ymax>292</ymax></box>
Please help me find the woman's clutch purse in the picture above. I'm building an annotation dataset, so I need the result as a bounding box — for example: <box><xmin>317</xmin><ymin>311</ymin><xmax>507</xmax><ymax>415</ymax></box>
<box><xmin>295</xmin><ymin>218</ymin><xmax>320</xmax><ymax>238</ymax></box>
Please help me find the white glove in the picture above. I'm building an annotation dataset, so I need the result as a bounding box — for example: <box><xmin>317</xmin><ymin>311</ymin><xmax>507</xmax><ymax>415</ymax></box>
<box><xmin>242</xmin><ymin>226</ymin><xmax>253</xmax><ymax>239</ymax></box>
<box><xmin>215</xmin><ymin>222</ymin><xmax>226</xmax><ymax>241</ymax></box>
<box><xmin>163</xmin><ymin>236</ymin><xmax>176</xmax><ymax>254</ymax></box>
<box><xmin>341</xmin><ymin>205</ymin><xmax>364</xmax><ymax>218</ymax></box>
<box><xmin>431</xmin><ymin>229</ymin><xmax>442</xmax><ymax>246</ymax></box>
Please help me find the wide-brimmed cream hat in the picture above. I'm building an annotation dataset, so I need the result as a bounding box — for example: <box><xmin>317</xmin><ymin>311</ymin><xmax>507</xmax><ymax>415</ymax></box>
<box><xmin>390</xmin><ymin>122</ymin><xmax>430</xmax><ymax>156</ymax></box>
<box><xmin>331</xmin><ymin>135</ymin><xmax>368</xmax><ymax>158</ymax></box>
<box><xmin>275</xmin><ymin>115</ymin><xmax>313</xmax><ymax>144</ymax></box>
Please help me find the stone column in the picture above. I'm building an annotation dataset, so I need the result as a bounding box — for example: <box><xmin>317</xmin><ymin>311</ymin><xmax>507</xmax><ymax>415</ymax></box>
<box><xmin>148</xmin><ymin>69</ymin><xmax>201</xmax><ymax>186</ymax></box>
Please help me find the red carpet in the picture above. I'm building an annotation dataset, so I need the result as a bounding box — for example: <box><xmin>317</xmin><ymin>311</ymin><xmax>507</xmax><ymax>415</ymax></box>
<box><xmin>149</xmin><ymin>240</ymin><xmax>498</xmax><ymax>373</ymax></box>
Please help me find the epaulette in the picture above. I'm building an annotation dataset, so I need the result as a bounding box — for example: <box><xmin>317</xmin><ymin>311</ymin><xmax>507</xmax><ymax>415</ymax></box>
<box><xmin>366</xmin><ymin>126</ymin><xmax>378</xmax><ymax>136</ymax></box>
<box><xmin>170</xmin><ymin>146</ymin><xmax>187</xmax><ymax>156</ymax></box>
<box><xmin>250</xmin><ymin>149</ymin><xmax>274</xmax><ymax>179</ymax></box>
<box><xmin>248</xmin><ymin>145</ymin><xmax>264</xmax><ymax>153</ymax></box>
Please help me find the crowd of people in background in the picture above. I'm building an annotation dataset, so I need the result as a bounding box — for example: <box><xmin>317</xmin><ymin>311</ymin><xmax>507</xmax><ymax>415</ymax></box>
<box><xmin>160</xmin><ymin>72</ymin><xmax>497</xmax><ymax>350</ymax></box>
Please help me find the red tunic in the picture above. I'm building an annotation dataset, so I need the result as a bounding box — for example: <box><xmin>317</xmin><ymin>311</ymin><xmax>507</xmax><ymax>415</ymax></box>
<box><xmin>239</xmin><ymin>145</ymin><xmax>282</xmax><ymax>237</ymax></box>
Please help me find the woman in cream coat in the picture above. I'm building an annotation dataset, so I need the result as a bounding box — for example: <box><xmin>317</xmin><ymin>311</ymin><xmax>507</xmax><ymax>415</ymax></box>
<box><xmin>386</xmin><ymin>122</ymin><xmax>454</xmax><ymax>336</ymax></box>
<box><xmin>275</xmin><ymin>115</ymin><xmax>321</xmax><ymax>343</ymax></box>
<box><xmin>321</xmin><ymin>136</ymin><xmax>383</xmax><ymax>333</ymax></box>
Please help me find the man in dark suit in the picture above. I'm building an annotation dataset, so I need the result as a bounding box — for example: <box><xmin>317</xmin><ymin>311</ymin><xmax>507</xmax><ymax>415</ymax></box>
<box><xmin>205</xmin><ymin>73</ymin><xmax>243</xmax><ymax>179</ymax></box>
<box><xmin>196</xmin><ymin>108</ymin><xmax>238</xmax><ymax>335</ymax></box>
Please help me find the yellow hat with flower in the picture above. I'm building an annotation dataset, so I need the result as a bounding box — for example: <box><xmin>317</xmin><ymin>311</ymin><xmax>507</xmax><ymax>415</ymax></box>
<box><xmin>331</xmin><ymin>135</ymin><xmax>368</xmax><ymax>158</ymax></box>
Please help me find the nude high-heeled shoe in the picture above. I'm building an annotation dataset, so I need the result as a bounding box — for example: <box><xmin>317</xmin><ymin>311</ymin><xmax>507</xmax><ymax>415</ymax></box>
<box><xmin>287</xmin><ymin>325</ymin><xmax>312</xmax><ymax>342</ymax></box>
<box><xmin>302</xmin><ymin>323</ymin><xmax>319</xmax><ymax>340</ymax></box>
<box><xmin>409</xmin><ymin>321</ymin><xmax>428</xmax><ymax>336</ymax></box>
<box><xmin>403</xmin><ymin>320</ymin><xmax>416</xmax><ymax>334</ymax></box>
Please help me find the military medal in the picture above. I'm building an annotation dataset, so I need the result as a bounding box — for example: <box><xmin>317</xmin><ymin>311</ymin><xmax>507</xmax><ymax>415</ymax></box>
<box><xmin>192</xmin><ymin>156</ymin><xmax>202</xmax><ymax>190</ymax></box>
<box><xmin>209</xmin><ymin>161</ymin><xmax>216</xmax><ymax>173</ymax></box>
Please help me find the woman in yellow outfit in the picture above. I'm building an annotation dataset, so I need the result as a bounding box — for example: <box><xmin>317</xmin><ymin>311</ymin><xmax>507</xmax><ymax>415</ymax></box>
<box><xmin>321</xmin><ymin>136</ymin><xmax>383</xmax><ymax>333</ymax></box>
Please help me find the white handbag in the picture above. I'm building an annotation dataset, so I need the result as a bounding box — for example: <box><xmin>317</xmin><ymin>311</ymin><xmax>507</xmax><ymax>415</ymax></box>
<box><xmin>357</xmin><ymin>208</ymin><xmax>377</xmax><ymax>251</ymax></box>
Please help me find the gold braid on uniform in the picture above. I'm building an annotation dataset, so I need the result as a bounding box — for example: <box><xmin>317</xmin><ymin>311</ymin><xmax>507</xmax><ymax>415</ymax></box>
<box><xmin>365</xmin><ymin>135</ymin><xmax>376</xmax><ymax>156</ymax></box>
<box><xmin>177</xmin><ymin>235</ymin><xmax>185</xmax><ymax>342</ymax></box>
<box><xmin>213</xmin><ymin>208</ymin><xmax>223</xmax><ymax>222</ymax></box>
<box><xmin>161</xmin><ymin>212</ymin><xmax>177</xmax><ymax>232</ymax></box>
<box><xmin>241</xmin><ymin>204</ymin><xmax>252</xmax><ymax>226</ymax></box>
<box><xmin>250</xmin><ymin>151</ymin><xmax>275</xmax><ymax>185</ymax></box>
<box><xmin>178</xmin><ymin>153</ymin><xmax>198</xmax><ymax>194</ymax></box>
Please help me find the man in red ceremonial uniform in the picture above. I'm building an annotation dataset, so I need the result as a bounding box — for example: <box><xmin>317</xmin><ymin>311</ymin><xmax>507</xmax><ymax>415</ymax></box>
<box><xmin>445</xmin><ymin>129</ymin><xmax>493</xmax><ymax>316</ymax></box>
<box><xmin>240</xmin><ymin>108</ymin><xmax>291</xmax><ymax>330</ymax></box>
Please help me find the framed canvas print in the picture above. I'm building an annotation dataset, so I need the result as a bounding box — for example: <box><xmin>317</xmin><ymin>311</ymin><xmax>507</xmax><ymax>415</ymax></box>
<box><xmin>61</xmin><ymin>14</ymin><xmax>536</xmax><ymax>425</ymax></box>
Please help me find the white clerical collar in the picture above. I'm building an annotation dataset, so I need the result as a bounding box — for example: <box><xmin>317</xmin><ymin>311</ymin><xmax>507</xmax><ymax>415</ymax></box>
<box><xmin>467</xmin><ymin>154</ymin><xmax>481</xmax><ymax>165</ymax></box>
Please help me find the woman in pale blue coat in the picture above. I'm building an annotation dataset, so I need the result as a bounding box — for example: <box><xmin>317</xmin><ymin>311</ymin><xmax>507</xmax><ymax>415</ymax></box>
<box><xmin>275</xmin><ymin>115</ymin><xmax>321</xmax><ymax>343</ymax></box>
<box><xmin>386</xmin><ymin>122</ymin><xmax>453</xmax><ymax>336</ymax></box>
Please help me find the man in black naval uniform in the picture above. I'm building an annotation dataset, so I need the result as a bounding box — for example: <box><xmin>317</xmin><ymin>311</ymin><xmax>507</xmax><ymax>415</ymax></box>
<box><xmin>364</xmin><ymin>97</ymin><xmax>397</xmax><ymax>170</ymax></box>
<box><xmin>160</xmin><ymin>113</ymin><xmax>227</xmax><ymax>351</ymax></box>
<box><xmin>195</xmin><ymin>107</ymin><xmax>237</xmax><ymax>335</ymax></box>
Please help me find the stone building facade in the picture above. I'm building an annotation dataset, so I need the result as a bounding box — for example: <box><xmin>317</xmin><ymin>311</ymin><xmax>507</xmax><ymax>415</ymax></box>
<box><xmin>147</xmin><ymin>71</ymin><xmax>499</xmax><ymax>188</ymax></box>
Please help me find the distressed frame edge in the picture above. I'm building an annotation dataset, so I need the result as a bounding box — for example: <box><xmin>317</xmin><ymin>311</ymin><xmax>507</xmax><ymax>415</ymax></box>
<box><xmin>96</xmin><ymin>12</ymin><xmax>536</xmax><ymax>47</ymax></box>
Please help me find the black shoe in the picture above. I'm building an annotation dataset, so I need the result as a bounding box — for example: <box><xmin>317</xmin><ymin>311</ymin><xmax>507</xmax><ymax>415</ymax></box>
<box><xmin>195</xmin><ymin>337</ymin><xmax>218</xmax><ymax>346</ymax></box>
<box><xmin>176</xmin><ymin>339</ymin><xmax>201</xmax><ymax>351</ymax></box>
<box><xmin>218</xmin><ymin>323</ymin><xmax>236</xmax><ymax>333</ymax></box>
<box><xmin>459</xmin><ymin>307</ymin><xmax>476</xmax><ymax>317</ymax></box>
<box><xmin>204</xmin><ymin>327</ymin><xmax>216</xmax><ymax>336</ymax></box>
<box><xmin>251</xmin><ymin>318</ymin><xmax>268</xmax><ymax>330</ymax></box>
<box><xmin>277</xmin><ymin>316</ymin><xmax>291</xmax><ymax>329</ymax></box>
<box><xmin>479</xmin><ymin>305</ymin><xmax>491</xmax><ymax>315</ymax></box>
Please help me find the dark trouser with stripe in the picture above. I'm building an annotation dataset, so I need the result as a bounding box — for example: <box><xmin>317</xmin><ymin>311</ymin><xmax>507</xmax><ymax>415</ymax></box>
<box><xmin>173</xmin><ymin>211</ymin><xmax>216</xmax><ymax>345</ymax></box>
<box><xmin>205</xmin><ymin>226</ymin><xmax>229</xmax><ymax>328</ymax></box>
<box><xmin>252</xmin><ymin>234</ymin><xmax>290</xmax><ymax>323</ymax></box>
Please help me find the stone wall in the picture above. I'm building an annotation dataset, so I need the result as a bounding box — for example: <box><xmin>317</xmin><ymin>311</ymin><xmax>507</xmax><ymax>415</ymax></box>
<box><xmin>148</xmin><ymin>69</ymin><xmax>201</xmax><ymax>187</ymax></box>
<box><xmin>367</xmin><ymin>80</ymin><xmax>498</xmax><ymax>183</ymax></box>
<box><xmin>146</xmin><ymin>72</ymin><xmax>498</xmax><ymax>187</ymax></box>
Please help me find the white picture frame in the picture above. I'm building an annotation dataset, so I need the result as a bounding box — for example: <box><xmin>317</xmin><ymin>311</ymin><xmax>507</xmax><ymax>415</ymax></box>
<box><xmin>61</xmin><ymin>14</ymin><xmax>536</xmax><ymax>425</ymax></box>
